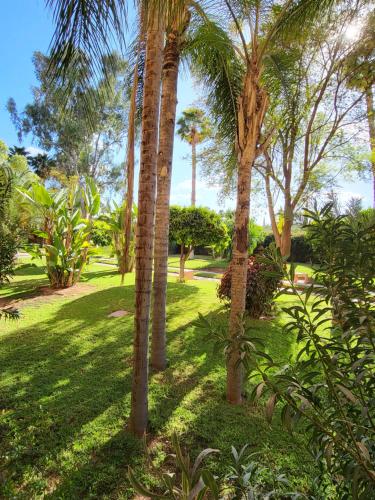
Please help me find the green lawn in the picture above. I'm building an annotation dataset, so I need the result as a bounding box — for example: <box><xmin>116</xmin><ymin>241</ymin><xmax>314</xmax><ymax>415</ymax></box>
<box><xmin>168</xmin><ymin>255</ymin><xmax>229</xmax><ymax>270</ymax></box>
<box><xmin>0</xmin><ymin>260</ymin><xmax>316</xmax><ymax>498</ymax></box>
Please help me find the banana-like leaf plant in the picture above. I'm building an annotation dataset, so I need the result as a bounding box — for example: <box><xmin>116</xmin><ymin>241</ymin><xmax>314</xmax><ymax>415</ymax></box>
<box><xmin>19</xmin><ymin>178</ymin><xmax>100</xmax><ymax>288</ymax></box>
<box><xmin>100</xmin><ymin>201</ymin><xmax>137</xmax><ymax>283</ymax></box>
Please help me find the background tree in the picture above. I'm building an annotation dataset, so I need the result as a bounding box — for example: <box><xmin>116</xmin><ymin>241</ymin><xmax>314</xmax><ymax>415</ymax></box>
<box><xmin>344</xmin><ymin>11</ymin><xmax>375</xmax><ymax>207</ymax></box>
<box><xmin>254</xmin><ymin>6</ymin><xmax>367</xmax><ymax>257</ymax></box>
<box><xmin>177</xmin><ymin>107</ymin><xmax>211</xmax><ymax>206</ymax></box>
<box><xmin>8</xmin><ymin>51</ymin><xmax>128</xmax><ymax>189</ymax></box>
<box><xmin>169</xmin><ymin>205</ymin><xmax>227</xmax><ymax>281</ymax></box>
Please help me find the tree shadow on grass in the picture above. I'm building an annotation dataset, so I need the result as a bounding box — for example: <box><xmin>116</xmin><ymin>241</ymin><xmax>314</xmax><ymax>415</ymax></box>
<box><xmin>0</xmin><ymin>282</ymin><xmax>201</xmax><ymax>498</ymax></box>
<box><xmin>0</xmin><ymin>281</ymin><xmax>309</xmax><ymax>498</ymax></box>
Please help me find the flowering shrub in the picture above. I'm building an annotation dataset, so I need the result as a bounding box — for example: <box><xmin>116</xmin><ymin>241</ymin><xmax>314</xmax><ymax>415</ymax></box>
<box><xmin>217</xmin><ymin>254</ymin><xmax>280</xmax><ymax>318</ymax></box>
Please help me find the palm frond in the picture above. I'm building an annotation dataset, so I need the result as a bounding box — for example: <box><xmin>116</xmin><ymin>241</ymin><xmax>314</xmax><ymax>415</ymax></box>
<box><xmin>46</xmin><ymin>0</ymin><xmax>128</xmax><ymax>80</ymax></box>
<box><xmin>185</xmin><ymin>19</ymin><xmax>244</xmax><ymax>146</ymax></box>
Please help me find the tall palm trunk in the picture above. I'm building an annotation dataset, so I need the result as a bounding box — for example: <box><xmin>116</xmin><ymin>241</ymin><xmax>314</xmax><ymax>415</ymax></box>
<box><xmin>191</xmin><ymin>138</ymin><xmax>197</xmax><ymax>206</ymax></box>
<box><xmin>227</xmin><ymin>67</ymin><xmax>268</xmax><ymax>404</ymax></box>
<box><xmin>151</xmin><ymin>25</ymin><xmax>181</xmax><ymax>371</ymax></box>
<box><xmin>129</xmin><ymin>14</ymin><xmax>164</xmax><ymax>437</ymax></box>
<box><xmin>365</xmin><ymin>87</ymin><xmax>375</xmax><ymax>208</ymax></box>
<box><xmin>123</xmin><ymin>9</ymin><xmax>145</xmax><ymax>281</ymax></box>
<box><xmin>122</xmin><ymin>60</ymin><xmax>139</xmax><ymax>281</ymax></box>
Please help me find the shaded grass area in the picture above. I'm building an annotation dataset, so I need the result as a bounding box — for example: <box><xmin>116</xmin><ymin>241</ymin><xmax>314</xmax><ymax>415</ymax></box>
<box><xmin>168</xmin><ymin>255</ymin><xmax>229</xmax><ymax>271</ymax></box>
<box><xmin>0</xmin><ymin>261</ymin><xmax>316</xmax><ymax>498</ymax></box>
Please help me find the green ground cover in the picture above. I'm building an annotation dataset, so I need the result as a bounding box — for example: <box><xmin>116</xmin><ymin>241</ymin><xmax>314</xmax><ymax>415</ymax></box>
<box><xmin>0</xmin><ymin>260</ymin><xmax>316</xmax><ymax>498</ymax></box>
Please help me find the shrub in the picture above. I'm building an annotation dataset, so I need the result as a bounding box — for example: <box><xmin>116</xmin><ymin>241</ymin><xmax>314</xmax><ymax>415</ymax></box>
<box><xmin>0</xmin><ymin>224</ymin><xmax>17</xmax><ymax>286</ymax></box>
<box><xmin>260</xmin><ymin>234</ymin><xmax>314</xmax><ymax>263</ymax></box>
<box><xmin>91</xmin><ymin>220</ymin><xmax>112</xmax><ymax>247</ymax></box>
<box><xmin>290</xmin><ymin>234</ymin><xmax>313</xmax><ymax>262</ymax></box>
<box><xmin>252</xmin><ymin>206</ymin><xmax>375</xmax><ymax>498</ymax></box>
<box><xmin>217</xmin><ymin>254</ymin><xmax>280</xmax><ymax>318</ymax></box>
<box><xmin>20</xmin><ymin>178</ymin><xmax>100</xmax><ymax>288</ymax></box>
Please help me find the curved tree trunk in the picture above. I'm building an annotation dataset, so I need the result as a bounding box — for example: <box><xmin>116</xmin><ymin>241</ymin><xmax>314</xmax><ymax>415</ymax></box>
<box><xmin>151</xmin><ymin>27</ymin><xmax>181</xmax><ymax>372</ymax></box>
<box><xmin>365</xmin><ymin>87</ymin><xmax>375</xmax><ymax>208</ymax></box>
<box><xmin>227</xmin><ymin>68</ymin><xmax>268</xmax><ymax>405</ymax></box>
<box><xmin>129</xmin><ymin>14</ymin><xmax>164</xmax><ymax>437</ymax></box>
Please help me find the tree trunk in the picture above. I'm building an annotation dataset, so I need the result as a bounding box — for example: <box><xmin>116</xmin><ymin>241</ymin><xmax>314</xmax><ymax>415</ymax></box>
<box><xmin>365</xmin><ymin>87</ymin><xmax>375</xmax><ymax>208</ymax></box>
<box><xmin>280</xmin><ymin>201</ymin><xmax>293</xmax><ymax>258</ymax></box>
<box><xmin>151</xmin><ymin>28</ymin><xmax>181</xmax><ymax>372</ymax></box>
<box><xmin>129</xmin><ymin>15</ymin><xmax>164</xmax><ymax>437</ymax></box>
<box><xmin>179</xmin><ymin>245</ymin><xmax>186</xmax><ymax>282</ymax></box>
<box><xmin>227</xmin><ymin>68</ymin><xmax>268</xmax><ymax>405</ymax></box>
<box><xmin>191</xmin><ymin>139</ymin><xmax>197</xmax><ymax>206</ymax></box>
<box><xmin>264</xmin><ymin>169</ymin><xmax>281</xmax><ymax>248</ymax></box>
<box><xmin>123</xmin><ymin>59</ymin><xmax>139</xmax><ymax>276</ymax></box>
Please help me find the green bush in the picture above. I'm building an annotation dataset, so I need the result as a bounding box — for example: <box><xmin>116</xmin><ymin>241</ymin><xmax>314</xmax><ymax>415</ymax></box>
<box><xmin>260</xmin><ymin>234</ymin><xmax>314</xmax><ymax>263</ymax></box>
<box><xmin>0</xmin><ymin>224</ymin><xmax>17</xmax><ymax>285</ymax></box>
<box><xmin>252</xmin><ymin>206</ymin><xmax>375</xmax><ymax>498</ymax></box>
<box><xmin>217</xmin><ymin>254</ymin><xmax>280</xmax><ymax>318</ymax></box>
<box><xmin>91</xmin><ymin>220</ymin><xmax>112</xmax><ymax>247</ymax></box>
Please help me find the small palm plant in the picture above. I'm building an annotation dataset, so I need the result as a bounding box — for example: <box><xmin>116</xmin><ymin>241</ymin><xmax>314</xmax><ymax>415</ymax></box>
<box><xmin>19</xmin><ymin>178</ymin><xmax>100</xmax><ymax>288</ymax></box>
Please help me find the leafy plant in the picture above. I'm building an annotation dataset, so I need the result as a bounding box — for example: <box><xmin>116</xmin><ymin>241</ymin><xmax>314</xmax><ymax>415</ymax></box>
<box><xmin>251</xmin><ymin>205</ymin><xmax>375</xmax><ymax>499</ymax></box>
<box><xmin>128</xmin><ymin>432</ymin><xmax>220</xmax><ymax>499</ymax></box>
<box><xmin>19</xmin><ymin>178</ymin><xmax>100</xmax><ymax>288</ymax></box>
<box><xmin>217</xmin><ymin>253</ymin><xmax>280</xmax><ymax>319</ymax></box>
<box><xmin>100</xmin><ymin>201</ymin><xmax>137</xmax><ymax>281</ymax></box>
<box><xmin>91</xmin><ymin>220</ymin><xmax>112</xmax><ymax>247</ymax></box>
<box><xmin>129</xmin><ymin>435</ymin><xmax>303</xmax><ymax>499</ymax></box>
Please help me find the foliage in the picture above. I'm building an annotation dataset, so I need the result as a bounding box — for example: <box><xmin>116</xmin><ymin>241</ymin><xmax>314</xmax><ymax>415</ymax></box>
<box><xmin>8</xmin><ymin>51</ymin><xmax>128</xmax><ymax>188</ymax></box>
<box><xmin>129</xmin><ymin>432</ymin><xmax>219</xmax><ymax>499</ymax></box>
<box><xmin>177</xmin><ymin>107</ymin><xmax>211</xmax><ymax>145</ymax></box>
<box><xmin>261</xmin><ymin>234</ymin><xmax>314</xmax><ymax>263</ymax></box>
<box><xmin>129</xmin><ymin>434</ymin><xmax>302</xmax><ymax>499</ymax></box>
<box><xmin>19</xmin><ymin>178</ymin><xmax>100</xmax><ymax>288</ymax></box>
<box><xmin>91</xmin><ymin>220</ymin><xmax>112</xmax><ymax>247</ymax></box>
<box><xmin>100</xmin><ymin>202</ymin><xmax>137</xmax><ymax>277</ymax></box>
<box><xmin>169</xmin><ymin>206</ymin><xmax>227</xmax><ymax>280</ymax></box>
<box><xmin>217</xmin><ymin>253</ymin><xmax>280</xmax><ymax>319</ymax></box>
<box><xmin>0</xmin><ymin>140</ymin><xmax>28</xmax><ymax>286</ymax></box>
<box><xmin>251</xmin><ymin>205</ymin><xmax>375</xmax><ymax>499</ymax></box>
<box><xmin>0</xmin><ymin>226</ymin><xmax>17</xmax><ymax>287</ymax></box>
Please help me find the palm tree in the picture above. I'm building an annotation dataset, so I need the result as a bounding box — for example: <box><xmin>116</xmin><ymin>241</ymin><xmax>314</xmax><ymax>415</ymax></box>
<box><xmin>189</xmin><ymin>0</ymin><xmax>341</xmax><ymax>404</ymax></box>
<box><xmin>123</xmin><ymin>7</ymin><xmax>146</xmax><ymax>275</ymax></box>
<box><xmin>177</xmin><ymin>107</ymin><xmax>211</xmax><ymax>206</ymax></box>
<box><xmin>151</xmin><ymin>9</ymin><xmax>190</xmax><ymax>371</ymax></box>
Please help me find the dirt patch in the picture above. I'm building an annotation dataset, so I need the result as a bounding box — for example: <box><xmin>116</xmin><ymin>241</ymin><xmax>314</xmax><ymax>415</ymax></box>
<box><xmin>0</xmin><ymin>283</ymin><xmax>96</xmax><ymax>309</ymax></box>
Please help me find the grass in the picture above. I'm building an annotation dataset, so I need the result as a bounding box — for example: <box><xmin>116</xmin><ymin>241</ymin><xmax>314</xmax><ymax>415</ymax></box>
<box><xmin>168</xmin><ymin>255</ymin><xmax>229</xmax><ymax>271</ymax></box>
<box><xmin>0</xmin><ymin>259</ymin><xmax>317</xmax><ymax>498</ymax></box>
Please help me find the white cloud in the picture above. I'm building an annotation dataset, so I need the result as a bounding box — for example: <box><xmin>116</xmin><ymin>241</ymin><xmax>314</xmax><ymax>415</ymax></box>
<box><xmin>26</xmin><ymin>146</ymin><xmax>46</xmax><ymax>156</ymax></box>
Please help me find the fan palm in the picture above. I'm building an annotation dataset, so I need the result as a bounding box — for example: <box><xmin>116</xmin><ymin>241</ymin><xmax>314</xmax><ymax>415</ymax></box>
<box><xmin>177</xmin><ymin>107</ymin><xmax>211</xmax><ymax>206</ymax></box>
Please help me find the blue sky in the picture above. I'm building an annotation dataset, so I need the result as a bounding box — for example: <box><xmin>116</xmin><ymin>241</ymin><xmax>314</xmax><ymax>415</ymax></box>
<box><xmin>0</xmin><ymin>0</ymin><xmax>372</xmax><ymax>223</ymax></box>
